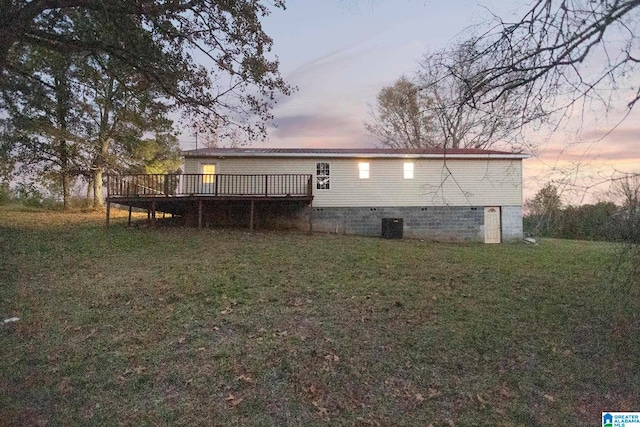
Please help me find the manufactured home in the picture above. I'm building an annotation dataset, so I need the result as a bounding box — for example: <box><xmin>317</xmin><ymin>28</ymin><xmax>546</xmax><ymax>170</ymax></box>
<box><xmin>106</xmin><ymin>147</ymin><xmax>529</xmax><ymax>242</ymax></box>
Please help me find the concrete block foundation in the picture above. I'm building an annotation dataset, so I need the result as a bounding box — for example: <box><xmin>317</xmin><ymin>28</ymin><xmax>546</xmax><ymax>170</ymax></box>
<box><xmin>309</xmin><ymin>205</ymin><xmax>523</xmax><ymax>242</ymax></box>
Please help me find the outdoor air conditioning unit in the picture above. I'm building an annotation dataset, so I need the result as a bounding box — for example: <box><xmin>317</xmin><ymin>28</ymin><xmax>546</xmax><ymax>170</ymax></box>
<box><xmin>382</xmin><ymin>218</ymin><xmax>403</xmax><ymax>239</ymax></box>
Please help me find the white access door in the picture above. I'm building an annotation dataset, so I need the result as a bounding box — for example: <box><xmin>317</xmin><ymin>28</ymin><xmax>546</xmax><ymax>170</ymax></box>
<box><xmin>484</xmin><ymin>207</ymin><xmax>501</xmax><ymax>244</ymax></box>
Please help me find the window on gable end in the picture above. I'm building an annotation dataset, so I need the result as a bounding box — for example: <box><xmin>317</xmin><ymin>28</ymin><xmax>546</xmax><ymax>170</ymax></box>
<box><xmin>404</xmin><ymin>162</ymin><xmax>414</xmax><ymax>179</ymax></box>
<box><xmin>359</xmin><ymin>162</ymin><xmax>370</xmax><ymax>179</ymax></box>
<box><xmin>316</xmin><ymin>162</ymin><xmax>330</xmax><ymax>190</ymax></box>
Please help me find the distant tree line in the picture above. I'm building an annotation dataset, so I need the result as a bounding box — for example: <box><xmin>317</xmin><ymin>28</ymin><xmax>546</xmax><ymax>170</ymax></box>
<box><xmin>524</xmin><ymin>177</ymin><xmax>640</xmax><ymax>243</ymax></box>
<box><xmin>525</xmin><ymin>200</ymin><xmax>621</xmax><ymax>241</ymax></box>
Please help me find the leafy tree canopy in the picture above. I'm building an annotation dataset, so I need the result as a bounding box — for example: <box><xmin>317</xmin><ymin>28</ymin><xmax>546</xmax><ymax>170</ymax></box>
<box><xmin>1</xmin><ymin>0</ymin><xmax>292</xmax><ymax>140</ymax></box>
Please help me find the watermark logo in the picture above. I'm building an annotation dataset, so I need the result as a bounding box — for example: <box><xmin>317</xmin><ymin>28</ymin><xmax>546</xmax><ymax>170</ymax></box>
<box><xmin>603</xmin><ymin>412</ymin><xmax>640</xmax><ymax>427</ymax></box>
<box><xmin>604</xmin><ymin>413</ymin><xmax>613</xmax><ymax>427</ymax></box>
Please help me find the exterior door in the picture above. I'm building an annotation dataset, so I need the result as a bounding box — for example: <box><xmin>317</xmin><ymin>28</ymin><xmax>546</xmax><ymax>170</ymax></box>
<box><xmin>484</xmin><ymin>207</ymin><xmax>501</xmax><ymax>244</ymax></box>
<box><xmin>200</xmin><ymin>163</ymin><xmax>216</xmax><ymax>194</ymax></box>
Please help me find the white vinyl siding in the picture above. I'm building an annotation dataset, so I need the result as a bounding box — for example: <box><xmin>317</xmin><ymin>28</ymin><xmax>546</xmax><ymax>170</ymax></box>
<box><xmin>184</xmin><ymin>160</ymin><xmax>199</xmax><ymax>174</ymax></box>
<box><xmin>183</xmin><ymin>157</ymin><xmax>523</xmax><ymax>207</ymax></box>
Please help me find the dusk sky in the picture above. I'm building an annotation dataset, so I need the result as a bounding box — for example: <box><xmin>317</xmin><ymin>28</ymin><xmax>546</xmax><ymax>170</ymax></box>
<box><xmin>187</xmin><ymin>0</ymin><xmax>640</xmax><ymax>203</ymax></box>
<box><xmin>261</xmin><ymin>0</ymin><xmax>507</xmax><ymax>149</ymax></box>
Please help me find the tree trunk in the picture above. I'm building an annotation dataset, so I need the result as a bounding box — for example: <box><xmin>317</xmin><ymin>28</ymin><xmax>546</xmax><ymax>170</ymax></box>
<box><xmin>91</xmin><ymin>133</ymin><xmax>110</xmax><ymax>209</ymax></box>
<box><xmin>86</xmin><ymin>177</ymin><xmax>93</xmax><ymax>208</ymax></box>
<box><xmin>52</xmin><ymin>57</ymin><xmax>74</xmax><ymax>210</ymax></box>
<box><xmin>59</xmin><ymin>138</ymin><xmax>70</xmax><ymax>210</ymax></box>
<box><xmin>93</xmin><ymin>167</ymin><xmax>104</xmax><ymax>209</ymax></box>
<box><xmin>92</xmin><ymin>80</ymin><xmax>112</xmax><ymax>210</ymax></box>
<box><xmin>61</xmin><ymin>172</ymin><xmax>70</xmax><ymax>210</ymax></box>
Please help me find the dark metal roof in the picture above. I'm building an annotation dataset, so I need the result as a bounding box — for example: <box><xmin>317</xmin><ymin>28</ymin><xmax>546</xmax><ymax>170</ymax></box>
<box><xmin>183</xmin><ymin>147</ymin><xmax>529</xmax><ymax>159</ymax></box>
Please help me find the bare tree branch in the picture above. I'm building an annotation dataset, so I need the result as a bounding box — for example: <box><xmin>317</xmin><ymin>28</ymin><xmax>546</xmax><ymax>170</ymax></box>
<box><xmin>467</xmin><ymin>0</ymin><xmax>640</xmax><ymax>126</ymax></box>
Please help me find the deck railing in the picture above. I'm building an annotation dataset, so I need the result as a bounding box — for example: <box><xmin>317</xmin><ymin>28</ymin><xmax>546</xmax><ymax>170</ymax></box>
<box><xmin>107</xmin><ymin>174</ymin><xmax>313</xmax><ymax>198</ymax></box>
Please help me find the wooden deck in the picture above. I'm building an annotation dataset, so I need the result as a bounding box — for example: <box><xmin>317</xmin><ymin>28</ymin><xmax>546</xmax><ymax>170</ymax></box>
<box><xmin>105</xmin><ymin>174</ymin><xmax>314</xmax><ymax>230</ymax></box>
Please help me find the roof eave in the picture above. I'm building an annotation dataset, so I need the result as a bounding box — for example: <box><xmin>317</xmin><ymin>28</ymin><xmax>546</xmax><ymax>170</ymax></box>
<box><xmin>183</xmin><ymin>151</ymin><xmax>531</xmax><ymax>160</ymax></box>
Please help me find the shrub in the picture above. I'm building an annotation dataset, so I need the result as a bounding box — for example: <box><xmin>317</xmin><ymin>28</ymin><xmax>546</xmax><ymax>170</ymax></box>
<box><xmin>0</xmin><ymin>185</ymin><xmax>11</xmax><ymax>205</ymax></box>
<box><xmin>13</xmin><ymin>182</ymin><xmax>60</xmax><ymax>209</ymax></box>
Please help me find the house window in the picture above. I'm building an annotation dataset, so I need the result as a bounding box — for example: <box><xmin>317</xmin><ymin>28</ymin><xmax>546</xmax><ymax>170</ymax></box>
<box><xmin>201</xmin><ymin>163</ymin><xmax>216</xmax><ymax>184</ymax></box>
<box><xmin>404</xmin><ymin>162</ymin><xmax>414</xmax><ymax>179</ymax></box>
<box><xmin>359</xmin><ymin>162</ymin><xmax>370</xmax><ymax>179</ymax></box>
<box><xmin>316</xmin><ymin>162</ymin><xmax>330</xmax><ymax>190</ymax></box>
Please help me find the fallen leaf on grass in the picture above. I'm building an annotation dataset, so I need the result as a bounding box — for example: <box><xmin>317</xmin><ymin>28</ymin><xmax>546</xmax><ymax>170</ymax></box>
<box><xmin>324</xmin><ymin>353</ymin><xmax>340</xmax><ymax>363</ymax></box>
<box><xmin>428</xmin><ymin>388</ymin><xmax>442</xmax><ymax>399</ymax></box>
<box><xmin>302</xmin><ymin>384</ymin><xmax>317</xmax><ymax>396</ymax></box>
<box><xmin>56</xmin><ymin>378</ymin><xmax>73</xmax><ymax>396</ymax></box>
<box><xmin>80</xmin><ymin>404</ymin><xmax>95</xmax><ymax>419</ymax></box>
<box><xmin>499</xmin><ymin>383</ymin><xmax>514</xmax><ymax>399</ymax></box>
<box><xmin>356</xmin><ymin>416</ymin><xmax>381</xmax><ymax>426</ymax></box>
<box><xmin>312</xmin><ymin>400</ymin><xmax>329</xmax><ymax>417</ymax></box>
<box><xmin>236</xmin><ymin>374</ymin><xmax>254</xmax><ymax>383</ymax></box>
<box><xmin>225</xmin><ymin>394</ymin><xmax>244</xmax><ymax>406</ymax></box>
<box><xmin>123</xmin><ymin>366</ymin><xmax>147</xmax><ymax>376</ymax></box>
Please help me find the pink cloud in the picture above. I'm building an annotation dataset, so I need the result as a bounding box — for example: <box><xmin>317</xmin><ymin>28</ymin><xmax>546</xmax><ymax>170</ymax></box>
<box><xmin>264</xmin><ymin>113</ymin><xmax>375</xmax><ymax>149</ymax></box>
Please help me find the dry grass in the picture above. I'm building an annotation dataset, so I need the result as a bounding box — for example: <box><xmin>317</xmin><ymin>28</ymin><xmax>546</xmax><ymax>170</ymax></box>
<box><xmin>0</xmin><ymin>204</ymin><xmax>638</xmax><ymax>426</ymax></box>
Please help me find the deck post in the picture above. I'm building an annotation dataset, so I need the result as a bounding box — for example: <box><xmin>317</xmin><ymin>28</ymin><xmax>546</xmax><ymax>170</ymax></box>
<box><xmin>151</xmin><ymin>201</ymin><xmax>156</xmax><ymax>228</ymax></box>
<box><xmin>128</xmin><ymin>206</ymin><xmax>132</xmax><ymax>227</ymax></box>
<box><xmin>308</xmin><ymin>201</ymin><xmax>313</xmax><ymax>234</ymax></box>
<box><xmin>250</xmin><ymin>200</ymin><xmax>255</xmax><ymax>231</ymax></box>
<box><xmin>106</xmin><ymin>201</ymin><xmax>111</xmax><ymax>228</ymax></box>
<box><xmin>198</xmin><ymin>200</ymin><xmax>203</xmax><ymax>229</ymax></box>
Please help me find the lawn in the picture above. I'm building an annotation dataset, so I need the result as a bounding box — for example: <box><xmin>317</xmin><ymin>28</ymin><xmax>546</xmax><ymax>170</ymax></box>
<box><xmin>1</xmin><ymin>204</ymin><xmax>638</xmax><ymax>426</ymax></box>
